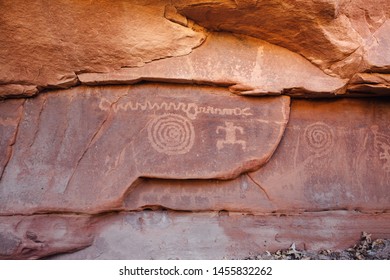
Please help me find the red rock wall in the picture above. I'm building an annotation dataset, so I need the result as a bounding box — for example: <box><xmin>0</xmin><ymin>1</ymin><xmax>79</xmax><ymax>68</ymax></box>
<box><xmin>0</xmin><ymin>0</ymin><xmax>389</xmax><ymax>259</ymax></box>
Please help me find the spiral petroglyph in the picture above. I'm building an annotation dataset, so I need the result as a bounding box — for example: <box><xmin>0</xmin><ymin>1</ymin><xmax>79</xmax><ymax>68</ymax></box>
<box><xmin>147</xmin><ymin>114</ymin><xmax>195</xmax><ymax>155</ymax></box>
<box><xmin>304</xmin><ymin>122</ymin><xmax>334</xmax><ymax>155</ymax></box>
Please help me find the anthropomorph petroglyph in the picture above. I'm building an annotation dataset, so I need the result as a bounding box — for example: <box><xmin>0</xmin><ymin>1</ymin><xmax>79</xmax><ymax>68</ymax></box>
<box><xmin>372</xmin><ymin>125</ymin><xmax>390</xmax><ymax>173</ymax></box>
<box><xmin>147</xmin><ymin>114</ymin><xmax>195</xmax><ymax>155</ymax></box>
<box><xmin>216</xmin><ymin>121</ymin><xmax>246</xmax><ymax>150</ymax></box>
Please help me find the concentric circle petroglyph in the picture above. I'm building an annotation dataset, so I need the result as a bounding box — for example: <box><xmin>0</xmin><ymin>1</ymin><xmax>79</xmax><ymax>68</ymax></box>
<box><xmin>147</xmin><ymin>114</ymin><xmax>195</xmax><ymax>155</ymax></box>
<box><xmin>304</xmin><ymin>122</ymin><xmax>334</xmax><ymax>155</ymax></box>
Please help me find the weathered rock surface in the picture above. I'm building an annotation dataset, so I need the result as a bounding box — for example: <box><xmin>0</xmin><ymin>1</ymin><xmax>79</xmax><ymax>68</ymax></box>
<box><xmin>123</xmin><ymin>98</ymin><xmax>390</xmax><ymax>213</ymax></box>
<box><xmin>0</xmin><ymin>215</ymin><xmax>93</xmax><ymax>260</ymax></box>
<box><xmin>173</xmin><ymin>0</ymin><xmax>360</xmax><ymax>71</ymax></box>
<box><xmin>0</xmin><ymin>0</ymin><xmax>205</xmax><ymax>97</ymax></box>
<box><xmin>173</xmin><ymin>0</ymin><xmax>390</xmax><ymax>77</ymax></box>
<box><xmin>79</xmin><ymin>33</ymin><xmax>346</xmax><ymax>95</ymax></box>
<box><xmin>0</xmin><ymin>84</ymin><xmax>289</xmax><ymax>214</ymax></box>
<box><xmin>0</xmin><ymin>100</ymin><xmax>24</xmax><ymax>180</ymax></box>
<box><xmin>1</xmin><ymin>0</ymin><xmax>389</xmax><ymax>97</ymax></box>
<box><xmin>49</xmin><ymin>211</ymin><xmax>390</xmax><ymax>260</ymax></box>
<box><xmin>348</xmin><ymin>73</ymin><xmax>390</xmax><ymax>95</ymax></box>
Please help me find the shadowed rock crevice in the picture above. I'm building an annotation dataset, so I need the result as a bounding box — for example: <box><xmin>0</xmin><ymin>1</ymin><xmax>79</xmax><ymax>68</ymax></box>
<box><xmin>0</xmin><ymin>100</ymin><xmax>25</xmax><ymax>182</ymax></box>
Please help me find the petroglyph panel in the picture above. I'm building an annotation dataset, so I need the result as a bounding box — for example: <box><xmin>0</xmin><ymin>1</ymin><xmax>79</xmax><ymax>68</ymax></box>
<box><xmin>251</xmin><ymin>98</ymin><xmax>390</xmax><ymax>211</ymax></box>
<box><xmin>124</xmin><ymin>98</ymin><xmax>390</xmax><ymax>213</ymax></box>
<box><xmin>0</xmin><ymin>84</ymin><xmax>289</xmax><ymax>214</ymax></box>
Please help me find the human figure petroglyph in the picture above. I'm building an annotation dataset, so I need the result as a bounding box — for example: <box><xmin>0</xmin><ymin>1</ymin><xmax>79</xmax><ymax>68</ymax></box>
<box><xmin>372</xmin><ymin>125</ymin><xmax>390</xmax><ymax>173</ymax></box>
<box><xmin>216</xmin><ymin>121</ymin><xmax>246</xmax><ymax>150</ymax></box>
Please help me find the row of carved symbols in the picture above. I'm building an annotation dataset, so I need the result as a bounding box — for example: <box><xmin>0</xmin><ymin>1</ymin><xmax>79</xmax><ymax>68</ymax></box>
<box><xmin>147</xmin><ymin>114</ymin><xmax>247</xmax><ymax>155</ymax></box>
<box><xmin>146</xmin><ymin>116</ymin><xmax>390</xmax><ymax>174</ymax></box>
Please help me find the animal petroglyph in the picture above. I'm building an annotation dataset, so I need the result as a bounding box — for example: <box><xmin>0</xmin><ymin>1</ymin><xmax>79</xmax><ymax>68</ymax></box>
<box><xmin>147</xmin><ymin>114</ymin><xmax>195</xmax><ymax>155</ymax></box>
<box><xmin>304</xmin><ymin>122</ymin><xmax>334</xmax><ymax>156</ymax></box>
<box><xmin>216</xmin><ymin>121</ymin><xmax>246</xmax><ymax>150</ymax></box>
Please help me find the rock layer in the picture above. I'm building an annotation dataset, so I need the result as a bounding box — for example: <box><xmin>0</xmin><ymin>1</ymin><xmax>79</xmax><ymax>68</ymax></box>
<box><xmin>0</xmin><ymin>215</ymin><xmax>93</xmax><ymax>260</ymax></box>
<box><xmin>79</xmin><ymin>33</ymin><xmax>346</xmax><ymax>95</ymax></box>
<box><xmin>2</xmin><ymin>1</ymin><xmax>390</xmax><ymax>97</ymax></box>
<box><xmin>0</xmin><ymin>0</ymin><xmax>205</xmax><ymax>96</ymax></box>
<box><xmin>49</xmin><ymin>211</ymin><xmax>390</xmax><ymax>260</ymax></box>
<box><xmin>173</xmin><ymin>0</ymin><xmax>390</xmax><ymax>77</ymax></box>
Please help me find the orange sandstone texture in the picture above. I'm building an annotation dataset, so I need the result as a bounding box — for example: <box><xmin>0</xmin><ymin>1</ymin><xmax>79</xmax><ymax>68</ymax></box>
<box><xmin>78</xmin><ymin>32</ymin><xmax>346</xmax><ymax>95</ymax></box>
<box><xmin>0</xmin><ymin>0</ymin><xmax>205</xmax><ymax>96</ymax></box>
<box><xmin>1</xmin><ymin>0</ymin><xmax>390</xmax><ymax>97</ymax></box>
<box><xmin>173</xmin><ymin>0</ymin><xmax>390</xmax><ymax>77</ymax></box>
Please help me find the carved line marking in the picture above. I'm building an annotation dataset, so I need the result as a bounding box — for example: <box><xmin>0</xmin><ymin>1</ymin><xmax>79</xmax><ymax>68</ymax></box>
<box><xmin>216</xmin><ymin>121</ymin><xmax>246</xmax><ymax>150</ymax></box>
<box><xmin>304</xmin><ymin>122</ymin><xmax>334</xmax><ymax>156</ymax></box>
<box><xmin>0</xmin><ymin>118</ymin><xmax>19</xmax><ymax>127</ymax></box>
<box><xmin>99</xmin><ymin>98</ymin><xmax>252</xmax><ymax>120</ymax></box>
<box><xmin>147</xmin><ymin>114</ymin><xmax>195</xmax><ymax>155</ymax></box>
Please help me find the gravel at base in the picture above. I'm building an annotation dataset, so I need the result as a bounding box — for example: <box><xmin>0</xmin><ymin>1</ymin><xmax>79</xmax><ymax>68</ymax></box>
<box><xmin>245</xmin><ymin>233</ymin><xmax>390</xmax><ymax>260</ymax></box>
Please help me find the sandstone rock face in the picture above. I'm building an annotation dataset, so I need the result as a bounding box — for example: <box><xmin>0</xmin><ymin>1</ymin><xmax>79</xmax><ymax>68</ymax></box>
<box><xmin>49</xmin><ymin>211</ymin><xmax>390</xmax><ymax>260</ymax></box>
<box><xmin>1</xmin><ymin>0</ymin><xmax>390</xmax><ymax>97</ymax></box>
<box><xmin>173</xmin><ymin>0</ymin><xmax>390</xmax><ymax>77</ymax></box>
<box><xmin>0</xmin><ymin>100</ymin><xmax>24</xmax><ymax>180</ymax></box>
<box><xmin>0</xmin><ymin>0</ymin><xmax>204</xmax><ymax>96</ymax></box>
<box><xmin>0</xmin><ymin>215</ymin><xmax>93</xmax><ymax>260</ymax></box>
<box><xmin>349</xmin><ymin>73</ymin><xmax>390</xmax><ymax>95</ymax></box>
<box><xmin>0</xmin><ymin>84</ymin><xmax>289</xmax><ymax>214</ymax></box>
<box><xmin>1</xmin><ymin>0</ymin><xmax>389</xmax><ymax>260</ymax></box>
<box><xmin>79</xmin><ymin>33</ymin><xmax>346</xmax><ymax>95</ymax></box>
